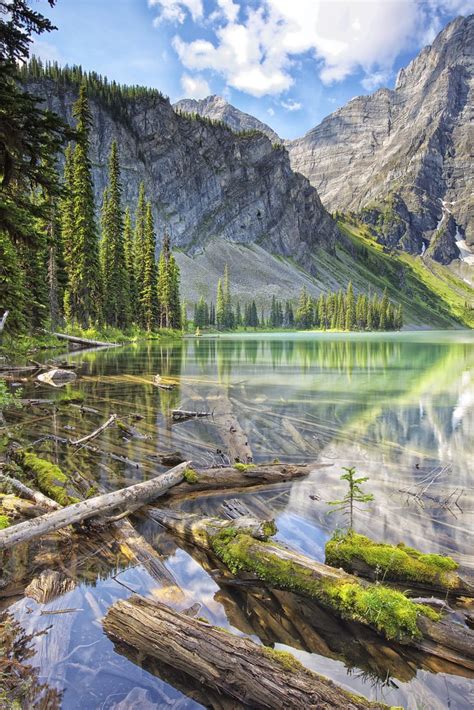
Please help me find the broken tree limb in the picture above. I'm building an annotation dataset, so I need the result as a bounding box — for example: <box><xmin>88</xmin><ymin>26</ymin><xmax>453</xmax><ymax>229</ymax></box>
<box><xmin>171</xmin><ymin>409</ymin><xmax>211</xmax><ymax>422</ymax></box>
<box><xmin>103</xmin><ymin>594</ymin><xmax>384</xmax><ymax>710</ymax></box>
<box><xmin>0</xmin><ymin>461</ymin><xmax>190</xmax><ymax>550</ymax></box>
<box><xmin>51</xmin><ymin>332</ymin><xmax>121</xmax><ymax>348</ymax></box>
<box><xmin>161</xmin><ymin>462</ymin><xmax>313</xmax><ymax>502</ymax></box>
<box><xmin>149</xmin><ymin>509</ymin><xmax>474</xmax><ymax>671</ymax></box>
<box><xmin>70</xmin><ymin>414</ymin><xmax>117</xmax><ymax>446</ymax></box>
<box><xmin>0</xmin><ymin>472</ymin><xmax>61</xmax><ymax>510</ymax></box>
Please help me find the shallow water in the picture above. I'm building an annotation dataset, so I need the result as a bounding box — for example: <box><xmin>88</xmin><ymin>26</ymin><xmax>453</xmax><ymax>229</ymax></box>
<box><xmin>1</xmin><ymin>331</ymin><xmax>473</xmax><ymax>709</ymax></box>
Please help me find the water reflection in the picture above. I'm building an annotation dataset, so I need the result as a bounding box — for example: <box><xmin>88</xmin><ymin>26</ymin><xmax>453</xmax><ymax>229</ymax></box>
<box><xmin>2</xmin><ymin>331</ymin><xmax>473</xmax><ymax>709</ymax></box>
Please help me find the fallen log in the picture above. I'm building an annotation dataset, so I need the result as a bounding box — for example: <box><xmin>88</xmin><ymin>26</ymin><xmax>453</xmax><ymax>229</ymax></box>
<box><xmin>161</xmin><ymin>462</ymin><xmax>313</xmax><ymax>502</ymax></box>
<box><xmin>70</xmin><ymin>414</ymin><xmax>117</xmax><ymax>446</ymax></box>
<box><xmin>103</xmin><ymin>594</ymin><xmax>385</xmax><ymax>710</ymax></box>
<box><xmin>149</xmin><ymin>509</ymin><xmax>474</xmax><ymax>670</ymax></box>
<box><xmin>0</xmin><ymin>472</ymin><xmax>61</xmax><ymax>510</ymax></box>
<box><xmin>0</xmin><ymin>461</ymin><xmax>190</xmax><ymax>550</ymax></box>
<box><xmin>325</xmin><ymin>532</ymin><xmax>474</xmax><ymax>599</ymax></box>
<box><xmin>51</xmin><ymin>332</ymin><xmax>121</xmax><ymax>348</ymax></box>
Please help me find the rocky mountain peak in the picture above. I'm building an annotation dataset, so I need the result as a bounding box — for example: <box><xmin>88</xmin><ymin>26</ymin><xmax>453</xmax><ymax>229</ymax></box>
<box><xmin>173</xmin><ymin>95</ymin><xmax>280</xmax><ymax>142</ymax></box>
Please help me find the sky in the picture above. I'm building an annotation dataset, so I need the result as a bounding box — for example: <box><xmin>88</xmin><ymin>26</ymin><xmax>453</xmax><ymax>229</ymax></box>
<box><xmin>33</xmin><ymin>0</ymin><xmax>473</xmax><ymax>139</ymax></box>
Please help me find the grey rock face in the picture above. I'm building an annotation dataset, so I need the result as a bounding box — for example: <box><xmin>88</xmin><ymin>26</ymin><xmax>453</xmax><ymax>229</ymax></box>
<box><xmin>287</xmin><ymin>15</ymin><xmax>474</xmax><ymax>256</ymax></box>
<box><xmin>29</xmin><ymin>81</ymin><xmax>337</xmax><ymax>271</ymax></box>
<box><xmin>173</xmin><ymin>95</ymin><xmax>280</xmax><ymax>143</ymax></box>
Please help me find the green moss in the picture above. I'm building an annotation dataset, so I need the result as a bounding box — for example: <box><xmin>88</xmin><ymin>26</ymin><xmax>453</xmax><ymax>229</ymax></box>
<box><xmin>233</xmin><ymin>463</ymin><xmax>256</xmax><ymax>472</ymax></box>
<box><xmin>20</xmin><ymin>452</ymin><xmax>79</xmax><ymax>506</ymax></box>
<box><xmin>325</xmin><ymin>532</ymin><xmax>459</xmax><ymax>589</ymax></box>
<box><xmin>58</xmin><ymin>388</ymin><xmax>85</xmax><ymax>405</ymax></box>
<box><xmin>262</xmin><ymin>647</ymin><xmax>304</xmax><ymax>673</ymax></box>
<box><xmin>210</xmin><ymin>531</ymin><xmax>440</xmax><ymax>641</ymax></box>
<box><xmin>0</xmin><ymin>514</ymin><xmax>10</xmax><ymax>529</ymax></box>
<box><xmin>183</xmin><ymin>467</ymin><xmax>199</xmax><ymax>484</ymax></box>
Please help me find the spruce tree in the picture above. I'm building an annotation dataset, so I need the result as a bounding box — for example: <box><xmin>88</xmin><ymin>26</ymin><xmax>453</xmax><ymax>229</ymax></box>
<box><xmin>222</xmin><ymin>264</ymin><xmax>234</xmax><ymax>329</ymax></box>
<box><xmin>100</xmin><ymin>140</ymin><xmax>130</xmax><ymax>328</ymax></box>
<box><xmin>157</xmin><ymin>230</ymin><xmax>181</xmax><ymax>329</ymax></box>
<box><xmin>345</xmin><ymin>281</ymin><xmax>355</xmax><ymax>331</ymax></box>
<box><xmin>123</xmin><ymin>207</ymin><xmax>137</xmax><ymax>321</ymax></box>
<box><xmin>65</xmin><ymin>84</ymin><xmax>102</xmax><ymax>326</ymax></box>
<box><xmin>216</xmin><ymin>279</ymin><xmax>225</xmax><ymax>329</ymax></box>
<box><xmin>134</xmin><ymin>182</ymin><xmax>147</xmax><ymax>288</ymax></box>
<box><xmin>60</xmin><ymin>143</ymin><xmax>75</xmax><ymax>281</ymax></box>
<box><xmin>139</xmin><ymin>202</ymin><xmax>158</xmax><ymax>331</ymax></box>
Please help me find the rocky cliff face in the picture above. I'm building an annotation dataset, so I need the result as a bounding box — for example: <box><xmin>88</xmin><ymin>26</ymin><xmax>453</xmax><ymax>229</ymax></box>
<box><xmin>287</xmin><ymin>15</ymin><xmax>473</xmax><ymax>258</ymax></box>
<box><xmin>29</xmin><ymin>79</ymin><xmax>337</xmax><ymax>271</ymax></box>
<box><xmin>173</xmin><ymin>95</ymin><xmax>280</xmax><ymax>143</ymax></box>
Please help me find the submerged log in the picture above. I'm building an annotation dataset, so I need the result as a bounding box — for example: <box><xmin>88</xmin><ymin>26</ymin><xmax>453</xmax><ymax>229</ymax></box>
<box><xmin>0</xmin><ymin>461</ymin><xmax>190</xmax><ymax>550</ymax></box>
<box><xmin>150</xmin><ymin>509</ymin><xmax>474</xmax><ymax>671</ymax></box>
<box><xmin>25</xmin><ymin>570</ymin><xmax>76</xmax><ymax>603</ymax></box>
<box><xmin>212</xmin><ymin>390</ymin><xmax>253</xmax><ymax>463</ymax></box>
<box><xmin>70</xmin><ymin>414</ymin><xmax>117</xmax><ymax>446</ymax></box>
<box><xmin>161</xmin><ymin>462</ymin><xmax>313</xmax><ymax>502</ymax></box>
<box><xmin>171</xmin><ymin>409</ymin><xmax>211</xmax><ymax>422</ymax></box>
<box><xmin>103</xmin><ymin>594</ymin><xmax>384</xmax><ymax>710</ymax></box>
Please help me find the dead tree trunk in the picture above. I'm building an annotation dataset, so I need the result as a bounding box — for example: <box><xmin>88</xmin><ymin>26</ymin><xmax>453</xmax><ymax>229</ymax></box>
<box><xmin>51</xmin><ymin>332</ymin><xmax>121</xmax><ymax>348</ymax></box>
<box><xmin>0</xmin><ymin>462</ymin><xmax>190</xmax><ymax>550</ymax></box>
<box><xmin>103</xmin><ymin>594</ymin><xmax>384</xmax><ymax>710</ymax></box>
<box><xmin>162</xmin><ymin>462</ymin><xmax>313</xmax><ymax>502</ymax></box>
<box><xmin>149</xmin><ymin>509</ymin><xmax>474</xmax><ymax>671</ymax></box>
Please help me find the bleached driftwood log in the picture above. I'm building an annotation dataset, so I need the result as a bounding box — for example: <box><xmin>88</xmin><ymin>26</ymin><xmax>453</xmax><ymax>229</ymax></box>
<box><xmin>0</xmin><ymin>462</ymin><xmax>190</xmax><ymax>550</ymax></box>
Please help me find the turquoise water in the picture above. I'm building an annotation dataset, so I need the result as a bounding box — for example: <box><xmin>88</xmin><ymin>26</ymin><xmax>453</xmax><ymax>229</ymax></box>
<box><xmin>2</xmin><ymin>331</ymin><xmax>473</xmax><ymax>708</ymax></box>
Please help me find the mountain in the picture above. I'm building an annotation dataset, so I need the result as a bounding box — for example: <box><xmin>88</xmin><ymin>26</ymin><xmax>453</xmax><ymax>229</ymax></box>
<box><xmin>22</xmin><ymin>63</ymin><xmax>473</xmax><ymax>328</ymax></box>
<box><xmin>173</xmin><ymin>95</ymin><xmax>280</xmax><ymax>143</ymax></box>
<box><xmin>287</xmin><ymin>15</ymin><xmax>473</xmax><ymax>262</ymax></box>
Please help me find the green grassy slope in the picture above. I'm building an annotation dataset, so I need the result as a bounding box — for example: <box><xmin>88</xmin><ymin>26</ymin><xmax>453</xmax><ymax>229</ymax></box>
<box><xmin>318</xmin><ymin>221</ymin><xmax>474</xmax><ymax>329</ymax></box>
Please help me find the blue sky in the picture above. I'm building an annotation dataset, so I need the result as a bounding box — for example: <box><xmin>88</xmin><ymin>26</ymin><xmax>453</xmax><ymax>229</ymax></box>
<box><xmin>33</xmin><ymin>0</ymin><xmax>472</xmax><ymax>139</ymax></box>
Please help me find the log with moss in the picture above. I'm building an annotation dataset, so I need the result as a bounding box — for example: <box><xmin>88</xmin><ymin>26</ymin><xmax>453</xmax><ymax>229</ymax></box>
<box><xmin>161</xmin><ymin>462</ymin><xmax>314</xmax><ymax>502</ymax></box>
<box><xmin>325</xmin><ymin>532</ymin><xmax>474</xmax><ymax>598</ymax></box>
<box><xmin>103</xmin><ymin>594</ymin><xmax>386</xmax><ymax>710</ymax></box>
<box><xmin>149</xmin><ymin>509</ymin><xmax>474</xmax><ymax>670</ymax></box>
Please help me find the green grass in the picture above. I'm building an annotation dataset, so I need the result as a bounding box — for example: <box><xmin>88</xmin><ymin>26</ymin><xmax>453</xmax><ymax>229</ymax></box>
<box><xmin>62</xmin><ymin>323</ymin><xmax>182</xmax><ymax>343</ymax></box>
<box><xmin>338</xmin><ymin>220</ymin><xmax>473</xmax><ymax>328</ymax></box>
<box><xmin>0</xmin><ymin>514</ymin><xmax>10</xmax><ymax>529</ymax></box>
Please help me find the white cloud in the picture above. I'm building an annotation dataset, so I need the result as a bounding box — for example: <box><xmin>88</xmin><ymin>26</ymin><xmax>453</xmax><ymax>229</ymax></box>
<box><xmin>180</xmin><ymin>72</ymin><xmax>211</xmax><ymax>98</ymax></box>
<box><xmin>267</xmin><ymin>107</ymin><xmax>275</xmax><ymax>116</ymax></box>
<box><xmin>31</xmin><ymin>38</ymin><xmax>62</xmax><ymax>63</ymax></box>
<box><xmin>158</xmin><ymin>1</ymin><xmax>469</xmax><ymax>97</ymax></box>
<box><xmin>149</xmin><ymin>0</ymin><xmax>203</xmax><ymax>25</ymax></box>
<box><xmin>281</xmin><ymin>98</ymin><xmax>302</xmax><ymax>111</ymax></box>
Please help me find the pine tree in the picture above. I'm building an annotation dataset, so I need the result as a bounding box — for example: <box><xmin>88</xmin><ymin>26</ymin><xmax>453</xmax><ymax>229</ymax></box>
<box><xmin>379</xmin><ymin>288</ymin><xmax>389</xmax><ymax>330</ymax></box>
<box><xmin>222</xmin><ymin>264</ymin><xmax>234</xmax><ymax>329</ymax></box>
<box><xmin>345</xmin><ymin>281</ymin><xmax>355</xmax><ymax>331</ymax></box>
<box><xmin>318</xmin><ymin>295</ymin><xmax>327</xmax><ymax>330</ymax></box>
<box><xmin>0</xmin><ymin>231</ymin><xmax>27</xmax><ymax>332</ymax></box>
<box><xmin>123</xmin><ymin>207</ymin><xmax>137</xmax><ymax>321</ymax></box>
<box><xmin>216</xmin><ymin>279</ymin><xmax>225</xmax><ymax>329</ymax></box>
<box><xmin>157</xmin><ymin>230</ymin><xmax>181</xmax><ymax>329</ymax></box>
<box><xmin>100</xmin><ymin>141</ymin><xmax>130</xmax><ymax>328</ymax></box>
<box><xmin>235</xmin><ymin>301</ymin><xmax>242</xmax><ymax>328</ymax></box>
<box><xmin>139</xmin><ymin>202</ymin><xmax>157</xmax><ymax>331</ymax></box>
<box><xmin>65</xmin><ymin>84</ymin><xmax>103</xmax><ymax>326</ymax></box>
<box><xmin>60</xmin><ymin>143</ymin><xmax>75</xmax><ymax>281</ymax></box>
<box><xmin>134</xmin><ymin>182</ymin><xmax>147</xmax><ymax>288</ymax></box>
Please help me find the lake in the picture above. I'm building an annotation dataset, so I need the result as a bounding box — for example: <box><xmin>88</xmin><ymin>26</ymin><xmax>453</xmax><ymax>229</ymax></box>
<box><xmin>2</xmin><ymin>330</ymin><xmax>473</xmax><ymax>709</ymax></box>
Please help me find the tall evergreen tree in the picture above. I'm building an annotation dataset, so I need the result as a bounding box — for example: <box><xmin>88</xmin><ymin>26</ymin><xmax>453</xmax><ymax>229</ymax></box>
<box><xmin>100</xmin><ymin>140</ymin><xmax>130</xmax><ymax>328</ymax></box>
<box><xmin>139</xmin><ymin>202</ymin><xmax>158</xmax><ymax>330</ymax></box>
<box><xmin>134</xmin><ymin>182</ymin><xmax>147</xmax><ymax>287</ymax></box>
<box><xmin>65</xmin><ymin>84</ymin><xmax>102</xmax><ymax>326</ymax></box>
<box><xmin>216</xmin><ymin>279</ymin><xmax>224</xmax><ymax>329</ymax></box>
<box><xmin>157</xmin><ymin>230</ymin><xmax>181</xmax><ymax>329</ymax></box>
<box><xmin>345</xmin><ymin>281</ymin><xmax>355</xmax><ymax>331</ymax></box>
<box><xmin>123</xmin><ymin>207</ymin><xmax>137</xmax><ymax>321</ymax></box>
<box><xmin>60</xmin><ymin>143</ymin><xmax>75</xmax><ymax>280</ymax></box>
